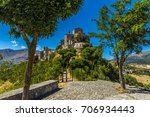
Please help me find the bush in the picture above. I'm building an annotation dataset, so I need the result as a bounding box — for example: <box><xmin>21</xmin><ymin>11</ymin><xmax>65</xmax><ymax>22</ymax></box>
<box><xmin>72</xmin><ymin>68</ymin><xmax>86</xmax><ymax>81</ymax></box>
<box><xmin>143</xmin><ymin>84</ymin><xmax>150</xmax><ymax>90</ymax></box>
<box><xmin>0</xmin><ymin>59</ymin><xmax>63</xmax><ymax>94</ymax></box>
<box><xmin>124</xmin><ymin>75</ymin><xmax>139</xmax><ymax>86</ymax></box>
<box><xmin>71</xmin><ymin>61</ymin><xmax>119</xmax><ymax>82</ymax></box>
<box><xmin>124</xmin><ymin>75</ymin><xmax>150</xmax><ymax>89</ymax></box>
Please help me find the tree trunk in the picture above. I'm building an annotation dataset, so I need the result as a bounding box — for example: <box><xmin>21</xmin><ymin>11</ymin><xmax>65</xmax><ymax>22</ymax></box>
<box><xmin>72</xmin><ymin>70</ymin><xmax>73</xmax><ymax>81</ymax></box>
<box><xmin>22</xmin><ymin>45</ymin><xmax>36</xmax><ymax>100</ymax></box>
<box><xmin>118</xmin><ymin>63</ymin><xmax>126</xmax><ymax>90</ymax></box>
<box><xmin>62</xmin><ymin>73</ymin><xmax>64</xmax><ymax>82</ymax></box>
<box><xmin>81</xmin><ymin>68</ymin><xmax>83</xmax><ymax>81</ymax></box>
<box><xmin>66</xmin><ymin>69</ymin><xmax>68</xmax><ymax>82</ymax></box>
<box><xmin>62</xmin><ymin>69</ymin><xmax>64</xmax><ymax>82</ymax></box>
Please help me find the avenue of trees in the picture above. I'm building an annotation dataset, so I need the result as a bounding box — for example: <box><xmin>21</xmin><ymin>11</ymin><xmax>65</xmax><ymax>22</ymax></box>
<box><xmin>90</xmin><ymin>0</ymin><xmax>150</xmax><ymax>89</ymax></box>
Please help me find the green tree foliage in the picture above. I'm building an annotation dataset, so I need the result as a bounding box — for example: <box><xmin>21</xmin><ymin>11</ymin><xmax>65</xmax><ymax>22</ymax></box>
<box><xmin>124</xmin><ymin>75</ymin><xmax>150</xmax><ymax>89</ymax></box>
<box><xmin>81</xmin><ymin>46</ymin><xmax>103</xmax><ymax>70</ymax></box>
<box><xmin>55</xmin><ymin>45</ymin><xmax>62</xmax><ymax>51</ymax></box>
<box><xmin>69</xmin><ymin>58</ymin><xmax>90</xmax><ymax>80</ymax></box>
<box><xmin>69</xmin><ymin>58</ymin><xmax>89</xmax><ymax>70</ymax></box>
<box><xmin>90</xmin><ymin>0</ymin><xmax>150</xmax><ymax>89</ymax></box>
<box><xmin>0</xmin><ymin>0</ymin><xmax>83</xmax><ymax>99</ymax></box>
<box><xmin>0</xmin><ymin>60</ymin><xmax>63</xmax><ymax>93</ymax></box>
<box><xmin>69</xmin><ymin>47</ymin><xmax>119</xmax><ymax>81</ymax></box>
<box><xmin>74</xmin><ymin>35</ymin><xmax>90</xmax><ymax>43</ymax></box>
<box><xmin>58</xmin><ymin>48</ymin><xmax>76</xmax><ymax>82</ymax></box>
<box><xmin>0</xmin><ymin>62</ymin><xmax>13</xmax><ymax>82</ymax></box>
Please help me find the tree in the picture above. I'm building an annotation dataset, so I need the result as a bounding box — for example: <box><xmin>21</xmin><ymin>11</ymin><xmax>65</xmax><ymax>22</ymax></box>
<box><xmin>74</xmin><ymin>34</ymin><xmax>90</xmax><ymax>43</ymax></box>
<box><xmin>58</xmin><ymin>48</ymin><xmax>76</xmax><ymax>82</ymax></box>
<box><xmin>69</xmin><ymin>58</ymin><xmax>90</xmax><ymax>80</ymax></box>
<box><xmin>56</xmin><ymin>45</ymin><xmax>62</xmax><ymax>51</ymax></box>
<box><xmin>0</xmin><ymin>0</ymin><xmax>83</xmax><ymax>99</ymax></box>
<box><xmin>81</xmin><ymin>46</ymin><xmax>103</xmax><ymax>70</ymax></box>
<box><xmin>90</xmin><ymin>0</ymin><xmax>150</xmax><ymax>89</ymax></box>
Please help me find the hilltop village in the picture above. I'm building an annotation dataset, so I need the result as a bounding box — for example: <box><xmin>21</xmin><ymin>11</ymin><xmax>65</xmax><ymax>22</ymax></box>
<box><xmin>37</xmin><ymin>28</ymin><xmax>91</xmax><ymax>60</ymax></box>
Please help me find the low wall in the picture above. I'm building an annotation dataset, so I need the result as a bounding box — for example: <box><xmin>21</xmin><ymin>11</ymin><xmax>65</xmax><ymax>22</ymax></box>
<box><xmin>0</xmin><ymin>80</ymin><xmax>58</xmax><ymax>100</ymax></box>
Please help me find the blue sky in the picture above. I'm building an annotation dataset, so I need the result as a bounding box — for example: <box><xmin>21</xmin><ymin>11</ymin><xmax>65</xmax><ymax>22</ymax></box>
<box><xmin>0</xmin><ymin>0</ymin><xmax>149</xmax><ymax>60</ymax></box>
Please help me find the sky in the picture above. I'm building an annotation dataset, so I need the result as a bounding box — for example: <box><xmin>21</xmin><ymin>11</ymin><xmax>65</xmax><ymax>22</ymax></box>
<box><xmin>0</xmin><ymin>0</ymin><xmax>150</xmax><ymax>60</ymax></box>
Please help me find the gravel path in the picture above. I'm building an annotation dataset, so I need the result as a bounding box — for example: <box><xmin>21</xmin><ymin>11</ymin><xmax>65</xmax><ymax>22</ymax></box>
<box><xmin>104</xmin><ymin>86</ymin><xmax>150</xmax><ymax>100</ymax></box>
<box><xmin>44</xmin><ymin>80</ymin><xmax>118</xmax><ymax>100</ymax></box>
<box><xmin>43</xmin><ymin>80</ymin><xmax>150</xmax><ymax>100</ymax></box>
<box><xmin>104</xmin><ymin>93</ymin><xmax>150</xmax><ymax>100</ymax></box>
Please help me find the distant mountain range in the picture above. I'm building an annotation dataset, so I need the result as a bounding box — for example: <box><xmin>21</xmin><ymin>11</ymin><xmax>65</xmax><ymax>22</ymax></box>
<box><xmin>0</xmin><ymin>49</ymin><xmax>40</xmax><ymax>64</ymax></box>
<box><xmin>126</xmin><ymin>51</ymin><xmax>150</xmax><ymax>64</ymax></box>
<box><xmin>0</xmin><ymin>49</ymin><xmax>150</xmax><ymax>64</ymax></box>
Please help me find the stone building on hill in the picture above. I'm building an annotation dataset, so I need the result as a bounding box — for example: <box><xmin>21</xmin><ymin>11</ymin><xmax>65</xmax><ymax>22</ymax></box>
<box><xmin>39</xmin><ymin>47</ymin><xmax>55</xmax><ymax>60</ymax></box>
<box><xmin>60</xmin><ymin>28</ymin><xmax>91</xmax><ymax>51</ymax></box>
<box><xmin>37</xmin><ymin>28</ymin><xmax>90</xmax><ymax>61</ymax></box>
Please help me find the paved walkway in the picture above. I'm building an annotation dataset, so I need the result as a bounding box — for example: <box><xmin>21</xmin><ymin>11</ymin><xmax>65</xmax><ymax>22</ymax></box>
<box><xmin>104</xmin><ymin>86</ymin><xmax>150</xmax><ymax>100</ymax></box>
<box><xmin>43</xmin><ymin>80</ymin><xmax>150</xmax><ymax>100</ymax></box>
<box><xmin>44</xmin><ymin>80</ymin><xmax>118</xmax><ymax>100</ymax></box>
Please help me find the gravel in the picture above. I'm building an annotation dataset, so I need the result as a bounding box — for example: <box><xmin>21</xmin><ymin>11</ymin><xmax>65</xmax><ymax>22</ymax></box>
<box><xmin>104</xmin><ymin>93</ymin><xmax>150</xmax><ymax>100</ymax></box>
<box><xmin>104</xmin><ymin>86</ymin><xmax>150</xmax><ymax>100</ymax></box>
<box><xmin>43</xmin><ymin>80</ymin><xmax>150</xmax><ymax>100</ymax></box>
<box><xmin>44</xmin><ymin>80</ymin><xmax>118</xmax><ymax>100</ymax></box>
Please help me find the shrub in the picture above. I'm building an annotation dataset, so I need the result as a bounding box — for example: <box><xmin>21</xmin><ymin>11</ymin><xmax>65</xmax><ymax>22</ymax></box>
<box><xmin>0</xmin><ymin>59</ymin><xmax>63</xmax><ymax>94</ymax></box>
<box><xmin>124</xmin><ymin>75</ymin><xmax>150</xmax><ymax>89</ymax></box>
<box><xmin>124</xmin><ymin>75</ymin><xmax>139</xmax><ymax>86</ymax></box>
<box><xmin>143</xmin><ymin>84</ymin><xmax>150</xmax><ymax>90</ymax></box>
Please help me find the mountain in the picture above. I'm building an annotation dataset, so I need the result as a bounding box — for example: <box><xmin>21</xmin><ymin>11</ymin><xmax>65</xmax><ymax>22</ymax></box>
<box><xmin>0</xmin><ymin>49</ymin><xmax>40</xmax><ymax>64</ymax></box>
<box><xmin>1</xmin><ymin>49</ymin><xmax>150</xmax><ymax>64</ymax></box>
<box><xmin>126</xmin><ymin>51</ymin><xmax>150</xmax><ymax>64</ymax></box>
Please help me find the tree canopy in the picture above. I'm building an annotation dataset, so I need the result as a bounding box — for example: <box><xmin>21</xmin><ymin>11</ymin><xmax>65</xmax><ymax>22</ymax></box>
<box><xmin>0</xmin><ymin>0</ymin><xmax>83</xmax><ymax>99</ymax></box>
<box><xmin>0</xmin><ymin>0</ymin><xmax>83</xmax><ymax>38</ymax></box>
<box><xmin>58</xmin><ymin>48</ymin><xmax>76</xmax><ymax>69</ymax></box>
<box><xmin>90</xmin><ymin>0</ymin><xmax>150</xmax><ymax>89</ymax></box>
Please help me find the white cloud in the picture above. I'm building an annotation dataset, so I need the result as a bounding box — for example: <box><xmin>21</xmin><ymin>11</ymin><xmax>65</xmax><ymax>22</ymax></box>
<box><xmin>11</xmin><ymin>40</ymin><xmax>18</xmax><ymax>47</ymax></box>
<box><xmin>36</xmin><ymin>45</ymin><xmax>42</xmax><ymax>51</ymax></box>
<box><xmin>21</xmin><ymin>46</ymin><xmax>26</xmax><ymax>49</ymax></box>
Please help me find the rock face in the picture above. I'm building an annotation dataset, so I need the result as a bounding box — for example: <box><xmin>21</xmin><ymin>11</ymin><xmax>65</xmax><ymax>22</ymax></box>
<box><xmin>126</xmin><ymin>51</ymin><xmax>150</xmax><ymax>64</ymax></box>
<box><xmin>0</xmin><ymin>49</ymin><xmax>40</xmax><ymax>63</ymax></box>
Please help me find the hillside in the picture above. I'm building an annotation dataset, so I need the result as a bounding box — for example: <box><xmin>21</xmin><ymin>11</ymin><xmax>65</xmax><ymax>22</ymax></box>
<box><xmin>126</xmin><ymin>51</ymin><xmax>150</xmax><ymax>64</ymax></box>
<box><xmin>1</xmin><ymin>49</ymin><xmax>150</xmax><ymax>64</ymax></box>
<box><xmin>0</xmin><ymin>49</ymin><xmax>40</xmax><ymax>63</ymax></box>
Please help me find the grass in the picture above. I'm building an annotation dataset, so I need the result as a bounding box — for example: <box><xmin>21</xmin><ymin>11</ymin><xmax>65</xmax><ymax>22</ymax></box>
<box><xmin>58</xmin><ymin>82</ymin><xmax>67</xmax><ymax>88</ymax></box>
<box><xmin>129</xmin><ymin>74</ymin><xmax>150</xmax><ymax>85</ymax></box>
<box><xmin>126</xmin><ymin>64</ymin><xmax>150</xmax><ymax>85</ymax></box>
<box><xmin>0</xmin><ymin>81</ymin><xmax>14</xmax><ymax>94</ymax></box>
<box><xmin>115</xmin><ymin>85</ymin><xmax>129</xmax><ymax>94</ymax></box>
<box><xmin>58</xmin><ymin>71</ymin><xmax>74</xmax><ymax>88</ymax></box>
<box><xmin>129</xmin><ymin>64</ymin><xmax>150</xmax><ymax>70</ymax></box>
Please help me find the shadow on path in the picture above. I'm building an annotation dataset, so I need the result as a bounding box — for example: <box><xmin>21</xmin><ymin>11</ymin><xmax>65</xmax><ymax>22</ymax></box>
<box><xmin>128</xmin><ymin>86</ymin><xmax>150</xmax><ymax>94</ymax></box>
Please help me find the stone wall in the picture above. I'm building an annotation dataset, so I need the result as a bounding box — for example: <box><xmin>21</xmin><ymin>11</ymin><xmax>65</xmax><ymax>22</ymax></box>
<box><xmin>0</xmin><ymin>80</ymin><xmax>58</xmax><ymax>100</ymax></box>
